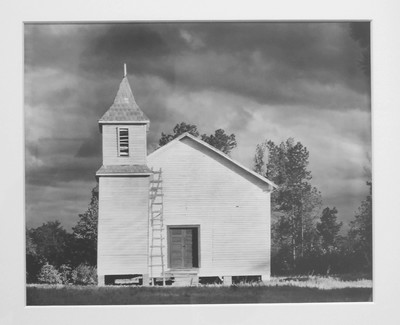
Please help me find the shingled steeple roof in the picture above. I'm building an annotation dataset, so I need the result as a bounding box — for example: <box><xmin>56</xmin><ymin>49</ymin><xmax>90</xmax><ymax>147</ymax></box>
<box><xmin>99</xmin><ymin>72</ymin><xmax>149</xmax><ymax>124</ymax></box>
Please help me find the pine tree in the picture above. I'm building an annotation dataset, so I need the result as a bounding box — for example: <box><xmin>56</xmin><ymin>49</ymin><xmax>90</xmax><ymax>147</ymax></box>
<box><xmin>316</xmin><ymin>207</ymin><xmax>342</xmax><ymax>252</ymax></box>
<box><xmin>348</xmin><ymin>181</ymin><xmax>372</xmax><ymax>270</ymax></box>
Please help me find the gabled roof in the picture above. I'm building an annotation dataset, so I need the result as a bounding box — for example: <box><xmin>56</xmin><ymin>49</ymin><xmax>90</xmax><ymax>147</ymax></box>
<box><xmin>99</xmin><ymin>76</ymin><xmax>149</xmax><ymax>124</ymax></box>
<box><xmin>148</xmin><ymin>132</ymin><xmax>277</xmax><ymax>189</ymax></box>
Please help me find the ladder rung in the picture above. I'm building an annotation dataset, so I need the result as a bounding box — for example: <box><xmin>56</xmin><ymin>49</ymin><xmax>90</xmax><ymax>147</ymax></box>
<box><xmin>150</xmin><ymin>254</ymin><xmax>164</xmax><ymax>257</ymax></box>
<box><xmin>152</xmin><ymin>202</ymin><xmax>163</xmax><ymax>205</ymax></box>
<box><xmin>150</xmin><ymin>193</ymin><xmax>164</xmax><ymax>196</ymax></box>
<box><xmin>150</xmin><ymin>245</ymin><xmax>165</xmax><ymax>248</ymax></box>
<box><xmin>150</xmin><ymin>180</ymin><xmax>162</xmax><ymax>183</ymax></box>
<box><xmin>149</xmin><ymin>264</ymin><xmax>164</xmax><ymax>267</ymax></box>
<box><xmin>152</xmin><ymin>237</ymin><xmax>164</xmax><ymax>240</ymax></box>
<box><xmin>152</xmin><ymin>171</ymin><xmax>162</xmax><ymax>174</ymax></box>
<box><xmin>152</xmin><ymin>228</ymin><xmax>164</xmax><ymax>231</ymax></box>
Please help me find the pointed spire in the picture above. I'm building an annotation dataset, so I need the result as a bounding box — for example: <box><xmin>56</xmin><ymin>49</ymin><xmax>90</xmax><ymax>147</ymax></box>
<box><xmin>99</xmin><ymin>71</ymin><xmax>149</xmax><ymax>124</ymax></box>
<box><xmin>124</xmin><ymin>63</ymin><xmax>127</xmax><ymax>77</ymax></box>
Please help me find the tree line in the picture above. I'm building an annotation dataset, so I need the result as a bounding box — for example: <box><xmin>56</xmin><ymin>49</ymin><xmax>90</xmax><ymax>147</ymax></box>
<box><xmin>26</xmin><ymin>122</ymin><xmax>372</xmax><ymax>283</ymax></box>
<box><xmin>254</xmin><ymin>138</ymin><xmax>372</xmax><ymax>275</ymax></box>
<box><xmin>26</xmin><ymin>187</ymin><xmax>98</xmax><ymax>284</ymax></box>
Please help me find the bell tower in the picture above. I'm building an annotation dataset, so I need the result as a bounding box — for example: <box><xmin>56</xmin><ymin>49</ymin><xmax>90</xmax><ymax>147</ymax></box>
<box><xmin>96</xmin><ymin>65</ymin><xmax>151</xmax><ymax>286</ymax></box>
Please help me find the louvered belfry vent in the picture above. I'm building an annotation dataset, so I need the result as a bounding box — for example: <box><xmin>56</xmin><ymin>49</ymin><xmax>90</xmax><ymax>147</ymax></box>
<box><xmin>118</xmin><ymin>127</ymin><xmax>129</xmax><ymax>156</ymax></box>
<box><xmin>149</xmin><ymin>168</ymin><xmax>166</xmax><ymax>286</ymax></box>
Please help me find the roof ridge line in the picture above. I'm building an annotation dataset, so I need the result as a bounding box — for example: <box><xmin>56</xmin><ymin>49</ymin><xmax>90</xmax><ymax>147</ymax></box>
<box><xmin>148</xmin><ymin>132</ymin><xmax>277</xmax><ymax>189</ymax></box>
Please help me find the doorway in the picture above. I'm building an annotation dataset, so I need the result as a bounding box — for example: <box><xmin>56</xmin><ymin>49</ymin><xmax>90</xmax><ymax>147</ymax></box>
<box><xmin>168</xmin><ymin>226</ymin><xmax>199</xmax><ymax>269</ymax></box>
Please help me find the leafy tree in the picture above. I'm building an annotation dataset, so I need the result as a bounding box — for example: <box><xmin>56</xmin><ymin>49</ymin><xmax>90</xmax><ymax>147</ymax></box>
<box><xmin>26</xmin><ymin>228</ymin><xmax>45</xmax><ymax>283</ymax></box>
<box><xmin>37</xmin><ymin>263</ymin><xmax>62</xmax><ymax>284</ymax></box>
<box><xmin>316</xmin><ymin>207</ymin><xmax>343</xmax><ymax>252</ymax></box>
<box><xmin>71</xmin><ymin>185</ymin><xmax>99</xmax><ymax>266</ymax></box>
<box><xmin>201</xmin><ymin>129</ymin><xmax>237</xmax><ymax>156</ymax></box>
<box><xmin>159</xmin><ymin>122</ymin><xmax>237</xmax><ymax>155</ymax></box>
<box><xmin>59</xmin><ymin>264</ymin><xmax>73</xmax><ymax>284</ymax></box>
<box><xmin>254</xmin><ymin>138</ymin><xmax>322</xmax><ymax>272</ymax></box>
<box><xmin>73</xmin><ymin>186</ymin><xmax>98</xmax><ymax>242</ymax></box>
<box><xmin>28</xmin><ymin>221</ymin><xmax>72</xmax><ymax>268</ymax></box>
<box><xmin>159</xmin><ymin>122</ymin><xmax>199</xmax><ymax>146</ymax></box>
<box><xmin>25</xmin><ymin>186</ymin><xmax>99</xmax><ymax>283</ymax></box>
<box><xmin>71</xmin><ymin>264</ymin><xmax>97</xmax><ymax>285</ymax></box>
<box><xmin>348</xmin><ymin>181</ymin><xmax>372</xmax><ymax>270</ymax></box>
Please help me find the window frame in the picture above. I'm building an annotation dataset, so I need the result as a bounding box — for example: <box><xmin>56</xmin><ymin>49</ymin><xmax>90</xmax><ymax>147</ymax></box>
<box><xmin>117</xmin><ymin>127</ymin><xmax>129</xmax><ymax>157</ymax></box>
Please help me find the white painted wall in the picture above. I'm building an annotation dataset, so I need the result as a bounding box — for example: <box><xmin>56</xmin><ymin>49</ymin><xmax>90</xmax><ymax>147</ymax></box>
<box><xmin>148</xmin><ymin>137</ymin><xmax>271</xmax><ymax>278</ymax></box>
<box><xmin>97</xmin><ymin>176</ymin><xmax>149</xmax><ymax>276</ymax></box>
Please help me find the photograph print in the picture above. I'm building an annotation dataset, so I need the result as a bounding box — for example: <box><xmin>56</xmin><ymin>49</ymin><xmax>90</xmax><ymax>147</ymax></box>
<box><xmin>25</xmin><ymin>21</ymin><xmax>372</xmax><ymax>305</ymax></box>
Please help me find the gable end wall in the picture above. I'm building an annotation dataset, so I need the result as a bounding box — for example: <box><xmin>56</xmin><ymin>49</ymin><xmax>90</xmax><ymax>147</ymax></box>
<box><xmin>148</xmin><ymin>139</ymin><xmax>271</xmax><ymax>277</ymax></box>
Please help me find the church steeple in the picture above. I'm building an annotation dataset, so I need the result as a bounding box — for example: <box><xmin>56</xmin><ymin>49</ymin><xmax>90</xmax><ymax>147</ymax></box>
<box><xmin>98</xmin><ymin>67</ymin><xmax>150</xmax><ymax>166</ymax></box>
<box><xmin>96</xmin><ymin>66</ymin><xmax>152</xmax><ymax>286</ymax></box>
<box><xmin>99</xmin><ymin>71</ymin><xmax>149</xmax><ymax>124</ymax></box>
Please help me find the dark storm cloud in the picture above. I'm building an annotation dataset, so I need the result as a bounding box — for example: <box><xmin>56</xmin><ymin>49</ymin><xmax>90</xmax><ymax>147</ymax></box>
<box><xmin>79</xmin><ymin>23</ymin><xmax>185</xmax><ymax>82</ymax></box>
<box><xmin>77</xmin><ymin>22</ymin><xmax>369</xmax><ymax>110</ymax></box>
<box><xmin>24</xmin><ymin>24</ymin><xmax>98</xmax><ymax>71</ymax></box>
<box><xmin>26</xmin><ymin>155</ymin><xmax>99</xmax><ymax>187</ymax></box>
<box><xmin>349</xmin><ymin>22</ymin><xmax>371</xmax><ymax>82</ymax></box>
<box><xmin>75</xmin><ymin>135</ymin><xmax>101</xmax><ymax>158</ymax></box>
<box><xmin>26</xmin><ymin>22</ymin><xmax>370</xmax><ymax>112</ymax></box>
<box><xmin>180</xmin><ymin>22</ymin><xmax>368</xmax><ymax>106</ymax></box>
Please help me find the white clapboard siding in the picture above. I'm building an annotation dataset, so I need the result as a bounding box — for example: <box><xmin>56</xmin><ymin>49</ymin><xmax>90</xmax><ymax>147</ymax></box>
<box><xmin>102</xmin><ymin>124</ymin><xmax>147</xmax><ymax>165</ymax></box>
<box><xmin>98</xmin><ymin>176</ymin><xmax>149</xmax><ymax>275</ymax></box>
<box><xmin>148</xmin><ymin>137</ymin><xmax>271</xmax><ymax>277</ymax></box>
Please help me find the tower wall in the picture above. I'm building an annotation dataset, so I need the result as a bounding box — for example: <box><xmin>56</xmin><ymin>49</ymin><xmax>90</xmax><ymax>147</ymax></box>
<box><xmin>102</xmin><ymin>124</ymin><xmax>147</xmax><ymax>165</ymax></box>
<box><xmin>97</xmin><ymin>176</ymin><xmax>149</xmax><ymax>277</ymax></box>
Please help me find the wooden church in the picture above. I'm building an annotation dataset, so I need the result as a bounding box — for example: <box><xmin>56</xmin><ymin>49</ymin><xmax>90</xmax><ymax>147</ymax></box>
<box><xmin>96</xmin><ymin>69</ymin><xmax>276</xmax><ymax>286</ymax></box>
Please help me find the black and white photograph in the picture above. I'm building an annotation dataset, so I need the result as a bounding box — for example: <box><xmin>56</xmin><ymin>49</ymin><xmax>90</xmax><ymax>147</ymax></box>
<box><xmin>3</xmin><ymin>0</ymin><xmax>400</xmax><ymax>323</ymax></box>
<box><xmin>23</xmin><ymin>21</ymin><xmax>374</xmax><ymax>306</ymax></box>
<box><xmin>23</xmin><ymin>21</ymin><xmax>374</xmax><ymax>304</ymax></box>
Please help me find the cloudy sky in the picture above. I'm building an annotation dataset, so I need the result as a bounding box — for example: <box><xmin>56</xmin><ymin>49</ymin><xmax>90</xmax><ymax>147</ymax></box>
<box><xmin>24</xmin><ymin>22</ymin><xmax>371</xmax><ymax>231</ymax></box>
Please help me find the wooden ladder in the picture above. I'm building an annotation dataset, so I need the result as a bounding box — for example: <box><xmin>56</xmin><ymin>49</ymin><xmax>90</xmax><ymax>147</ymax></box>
<box><xmin>149</xmin><ymin>168</ymin><xmax>166</xmax><ymax>286</ymax></box>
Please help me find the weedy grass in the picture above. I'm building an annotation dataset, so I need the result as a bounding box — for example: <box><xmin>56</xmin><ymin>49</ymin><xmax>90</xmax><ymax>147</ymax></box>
<box><xmin>27</xmin><ymin>276</ymin><xmax>372</xmax><ymax>305</ymax></box>
<box><xmin>264</xmin><ymin>275</ymin><xmax>372</xmax><ymax>290</ymax></box>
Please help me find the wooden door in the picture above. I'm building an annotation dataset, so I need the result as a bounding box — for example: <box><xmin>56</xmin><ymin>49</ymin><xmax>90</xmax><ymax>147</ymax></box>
<box><xmin>169</xmin><ymin>228</ymin><xmax>193</xmax><ymax>269</ymax></box>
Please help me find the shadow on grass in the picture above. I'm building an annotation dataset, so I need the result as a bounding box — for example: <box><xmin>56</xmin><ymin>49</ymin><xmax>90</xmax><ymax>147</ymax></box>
<box><xmin>27</xmin><ymin>285</ymin><xmax>372</xmax><ymax>305</ymax></box>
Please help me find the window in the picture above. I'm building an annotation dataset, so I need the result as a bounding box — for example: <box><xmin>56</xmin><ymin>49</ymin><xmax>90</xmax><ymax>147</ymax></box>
<box><xmin>118</xmin><ymin>128</ymin><xmax>129</xmax><ymax>156</ymax></box>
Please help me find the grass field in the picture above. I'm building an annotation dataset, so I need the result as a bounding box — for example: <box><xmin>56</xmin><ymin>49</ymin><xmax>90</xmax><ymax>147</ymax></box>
<box><xmin>26</xmin><ymin>276</ymin><xmax>372</xmax><ymax>305</ymax></box>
